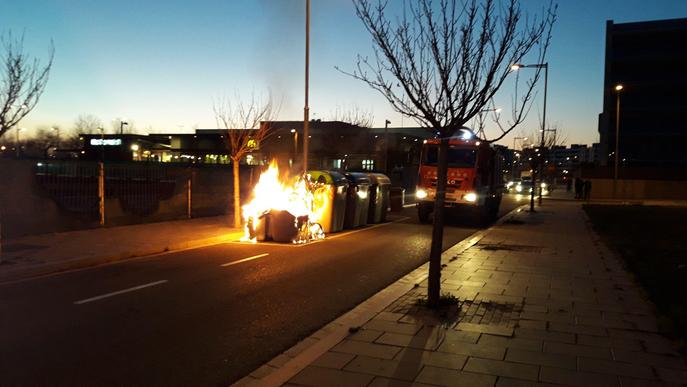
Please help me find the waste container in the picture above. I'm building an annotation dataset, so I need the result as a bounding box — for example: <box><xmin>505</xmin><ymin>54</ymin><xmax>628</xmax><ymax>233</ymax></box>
<box><xmin>389</xmin><ymin>187</ymin><xmax>405</xmax><ymax>212</ymax></box>
<box><xmin>308</xmin><ymin>170</ymin><xmax>348</xmax><ymax>233</ymax></box>
<box><xmin>343</xmin><ymin>172</ymin><xmax>371</xmax><ymax>228</ymax></box>
<box><xmin>270</xmin><ymin>210</ymin><xmax>298</xmax><ymax>243</ymax></box>
<box><xmin>366</xmin><ymin>173</ymin><xmax>391</xmax><ymax>223</ymax></box>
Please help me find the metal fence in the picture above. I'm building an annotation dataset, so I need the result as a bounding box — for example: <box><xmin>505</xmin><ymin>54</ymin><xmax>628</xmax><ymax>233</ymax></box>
<box><xmin>33</xmin><ymin>161</ymin><xmax>218</xmax><ymax>226</ymax></box>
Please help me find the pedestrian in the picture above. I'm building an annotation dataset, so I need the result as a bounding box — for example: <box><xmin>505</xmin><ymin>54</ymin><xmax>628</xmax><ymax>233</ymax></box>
<box><xmin>574</xmin><ymin>177</ymin><xmax>583</xmax><ymax>199</ymax></box>
<box><xmin>566</xmin><ymin>178</ymin><xmax>572</xmax><ymax>192</ymax></box>
<box><xmin>584</xmin><ymin>179</ymin><xmax>592</xmax><ymax>200</ymax></box>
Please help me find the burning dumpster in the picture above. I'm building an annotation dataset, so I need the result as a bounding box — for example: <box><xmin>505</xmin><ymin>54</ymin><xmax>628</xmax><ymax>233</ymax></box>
<box><xmin>242</xmin><ymin>161</ymin><xmax>328</xmax><ymax>243</ymax></box>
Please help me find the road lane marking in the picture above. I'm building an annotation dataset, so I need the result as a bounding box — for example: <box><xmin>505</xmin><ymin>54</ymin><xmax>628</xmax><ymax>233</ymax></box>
<box><xmin>403</xmin><ymin>203</ymin><xmax>416</xmax><ymax>208</ymax></box>
<box><xmin>73</xmin><ymin>280</ymin><xmax>168</xmax><ymax>305</ymax></box>
<box><xmin>220</xmin><ymin>253</ymin><xmax>269</xmax><ymax>267</ymax></box>
<box><xmin>321</xmin><ymin>217</ymin><xmax>411</xmax><ymax>241</ymax></box>
<box><xmin>223</xmin><ymin>216</ymin><xmax>410</xmax><ymax>247</ymax></box>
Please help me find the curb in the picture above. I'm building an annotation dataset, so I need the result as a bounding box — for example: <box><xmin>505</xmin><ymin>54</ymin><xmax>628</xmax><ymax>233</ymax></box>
<box><xmin>0</xmin><ymin>231</ymin><xmax>245</xmax><ymax>284</ymax></box>
<box><xmin>234</xmin><ymin>204</ymin><xmax>526</xmax><ymax>387</ymax></box>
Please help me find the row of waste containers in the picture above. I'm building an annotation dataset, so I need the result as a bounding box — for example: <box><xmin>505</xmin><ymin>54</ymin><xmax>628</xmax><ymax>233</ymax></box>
<box><xmin>308</xmin><ymin>170</ymin><xmax>391</xmax><ymax>233</ymax></box>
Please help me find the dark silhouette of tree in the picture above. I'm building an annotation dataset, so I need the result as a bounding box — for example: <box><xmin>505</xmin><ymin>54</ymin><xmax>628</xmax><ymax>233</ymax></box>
<box><xmin>329</xmin><ymin>104</ymin><xmax>375</xmax><ymax>128</ymax></box>
<box><xmin>344</xmin><ymin>0</ymin><xmax>556</xmax><ymax>307</ymax></box>
<box><xmin>214</xmin><ymin>92</ymin><xmax>277</xmax><ymax>228</ymax></box>
<box><xmin>74</xmin><ymin>114</ymin><xmax>102</xmax><ymax>135</ymax></box>
<box><xmin>0</xmin><ymin>31</ymin><xmax>54</xmax><ymax>139</ymax></box>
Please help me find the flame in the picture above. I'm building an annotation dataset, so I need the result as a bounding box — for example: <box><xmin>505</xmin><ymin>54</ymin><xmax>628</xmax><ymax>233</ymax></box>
<box><xmin>242</xmin><ymin>160</ymin><xmax>331</xmax><ymax>243</ymax></box>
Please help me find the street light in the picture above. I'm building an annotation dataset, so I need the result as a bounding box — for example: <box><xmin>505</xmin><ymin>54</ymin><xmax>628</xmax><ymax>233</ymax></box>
<box><xmin>15</xmin><ymin>127</ymin><xmax>24</xmax><ymax>158</ymax></box>
<box><xmin>119</xmin><ymin>121</ymin><xmax>128</xmax><ymax>135</ymax></box>
<box><xmin>512</xmin><ymin>136</ymin><xmax>527</xmax><ymax>179</ymax></box>
<box><xmin>511</xmin><ymin>62</ymin><xmax>548</xmax><ymax>211</ymax></box>
<box><xmin>51</xmin><ymin>126</ymin><xmax>60</xmax><ymax>148</ymax></box>
<box><xmin>614</xmin><ymin>84</ymin><xmax>623</xmax><ymax>181</ymax></box>
<box><xmin>290</xmin><ymin>128</ymin><xmax>298</xmax><ymax>155</ymax></box>
<box><xmin>303</xmin><ymin>0</ymin><xmax>310</xmax><ymax>174</ymax></box>
<box><xmin>383</xmin><ymin>119</ymin><xmax>391</xmax><ymax>173</ymax></box>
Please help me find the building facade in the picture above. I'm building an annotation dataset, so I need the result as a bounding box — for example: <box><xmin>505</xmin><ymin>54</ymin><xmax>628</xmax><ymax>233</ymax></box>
<box><xmin>598</xmin><ymin>18</ymin><xmax>687</xmax><ymax>168</ymax></box>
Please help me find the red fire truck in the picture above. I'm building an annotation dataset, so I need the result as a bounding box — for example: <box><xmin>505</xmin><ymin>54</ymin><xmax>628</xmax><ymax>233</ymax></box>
<box><xmin>416</xmin><ymin>133</ymin><xmax>504</xmax><ymax>224</ymax></box>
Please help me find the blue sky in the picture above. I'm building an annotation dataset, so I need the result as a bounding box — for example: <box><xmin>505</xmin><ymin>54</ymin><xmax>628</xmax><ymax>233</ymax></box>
<box><xmin>2</xmin><ymin>0</ymin><xmax>687</xmax><ymax>146</ymax></box>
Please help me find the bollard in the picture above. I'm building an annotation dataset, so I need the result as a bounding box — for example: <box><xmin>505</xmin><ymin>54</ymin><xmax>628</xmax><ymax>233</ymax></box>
<box><xmin>98</xmin><ymin>162</ymin><xmax>105</xmax><ymax>226</ymax></box>
<box><xmin>187</xmin><ymin>173</ymin><xmax>192</xmax><ymax>219</ymax></box>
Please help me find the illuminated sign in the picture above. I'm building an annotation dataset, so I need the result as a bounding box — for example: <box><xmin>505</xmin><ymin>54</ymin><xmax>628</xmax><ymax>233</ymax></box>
<box><xmin>90</xmin><ymin>138</ymin><xmax>122</xmax><ymax>146</ymax></box>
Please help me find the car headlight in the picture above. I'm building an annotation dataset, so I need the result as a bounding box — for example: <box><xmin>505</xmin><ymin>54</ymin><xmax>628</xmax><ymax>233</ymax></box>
<box><xmin>416</xmin><ymin>189</ymin><xmax>428</xmax><ymax>199</ymax></box>
<box><xmin>515</xmin><ymin>185</ymin><xmax>522</xmax><ymax>192</ymax></box>
<box><xmin>506</xmin><ymin>181</ymin><xmax>514</xmax><ymax>188</ymax></box>
<box><xmin>540</xmin><ymin>182</ymin><xmax>547</xmax><ymax>188</ymax></box>
<box><xmin>464</xmin><ymin>192</ymin><xmax>477</xmax><ymax>202</ymax></box>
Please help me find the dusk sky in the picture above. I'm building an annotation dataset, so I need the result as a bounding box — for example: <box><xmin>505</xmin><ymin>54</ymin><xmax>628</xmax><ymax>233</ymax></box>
<box><xmin>3</xmin><ymin>0</ymin><xmax>687</xmax><ymax>147</ymax></box>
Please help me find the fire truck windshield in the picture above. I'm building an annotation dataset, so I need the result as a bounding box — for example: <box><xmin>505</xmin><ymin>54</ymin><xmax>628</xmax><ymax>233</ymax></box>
<box><xmin>423</xmin><ymin>145</ymin><xmax>476</xmax><ymax>168</ymax></box>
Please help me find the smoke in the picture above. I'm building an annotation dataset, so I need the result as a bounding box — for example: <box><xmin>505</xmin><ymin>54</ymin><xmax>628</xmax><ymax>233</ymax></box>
<box><xmin>253</xmin><ymin>0</ymin><xmax>307</xmax><ymax>118</ymax></box>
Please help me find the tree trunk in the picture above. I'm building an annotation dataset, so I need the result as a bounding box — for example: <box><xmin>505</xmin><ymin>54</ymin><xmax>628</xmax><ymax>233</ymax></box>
<box><xmin>232</xmin><ymin>159</ymin><xmax>241</xmax><ymax>228</ymax></box>
<box><xmin>427</xmin><ymin>136</ymin><xmax>449</xmax><ymax>308</ymax></box>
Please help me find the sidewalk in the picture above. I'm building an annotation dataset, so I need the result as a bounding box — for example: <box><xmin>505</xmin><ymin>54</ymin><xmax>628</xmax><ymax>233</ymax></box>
<box><xmin>0</xmin><ymin>216</ymin><xmax>243</xmax><ymax>283</ymax></box>
<box><xmin>239</xmin><ymin>200</ymin><xmax>687</xmax><ymax>386</ymax></box>
<box><xmin>540</xmin><ymin>187</ymin><xmax>687</xmax><ymax>207</ymax></box>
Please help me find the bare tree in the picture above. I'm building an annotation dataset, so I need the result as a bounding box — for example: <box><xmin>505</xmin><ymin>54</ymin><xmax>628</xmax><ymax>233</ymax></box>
<box><xmin>329</xmin><ymin>104</ymin><xmax>375</xmax><ymax>127</ymax></box>
<box><xmin>74</xmin><ymin>114</ymin><xmax>102</xmax><ymax>135</ymax></box>
<box><xmin>524</xmin><ymin>124</ymin><xmax>566</xmax><ymax>149</ymax></box>
<box><xmin>111</xmin><ymin>118</ymin><xmax>136</xmax><ymax>134</ymax></box>
<box><xmin>213</xmin><ymin>92</ymin><xmax>277</xmax><ymax>228</ymax></box>
<box><xmin>0</xmin><ymin>31</ymin><xmax>54</xmax><ymax>139</ymax></box>
<box><xmin>344</xmin><ymin>0</ymin><xmax>556</xmax><ymax>307</ymax></box>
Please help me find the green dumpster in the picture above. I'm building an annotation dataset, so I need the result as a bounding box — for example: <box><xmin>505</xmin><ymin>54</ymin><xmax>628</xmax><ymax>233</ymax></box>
<box><xmin>308</xmin><ymin>170</ymin><xmax>348</xmax><ymax>233</ymax></box>
<box><xmin>343</xmin><ymin>172</ymin><xmax>371</xmax><ymax>228</ymax></box>
<box><xmin>366</xmin><ymin>173</ymin><xmax>391</xmax><ymax>223</ymax></box>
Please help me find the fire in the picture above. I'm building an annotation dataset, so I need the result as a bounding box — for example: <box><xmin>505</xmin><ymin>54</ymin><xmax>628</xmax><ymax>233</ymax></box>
<box><xmin>242</xmin><ymin>160</ymin><xmax>331</xmax><ymax>243</ymax></box>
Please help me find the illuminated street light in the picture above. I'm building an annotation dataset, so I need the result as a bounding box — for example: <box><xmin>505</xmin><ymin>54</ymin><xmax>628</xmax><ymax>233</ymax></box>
<box><xmin>614</xmin><ymin>83</ymin><xmax>623</xmax><ymax>181</ymax></box>
<box><xmin>15</xmin><ymin>127</ymin><xmax>24</xmax><ymax>158</ymax></box>
<box><xmin>511</xmin><ymin>62</ymin><xmax>548</xmax><ymax>210</ymax></box>
<box><xmin>51</xmin><ymin>126</ymin><xmax>60</xmax><ymax>148</ymax></box>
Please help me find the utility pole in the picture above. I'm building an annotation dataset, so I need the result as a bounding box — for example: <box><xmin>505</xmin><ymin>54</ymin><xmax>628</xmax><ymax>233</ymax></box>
<box><xmin>15</xmin><ymin>127</ymin><xmax>21</xmax><ymax>158</ymax></box>
<box><xmin>303</xmin><ymin>0</ymin><xmax>310</xmax><ymax>174</ymax></box>
<box><xmin>511</xmin><ymin>62</ymin><xmax>548</xmax><ymax>212</ymax></box>
<box><xmin>383</xmin><ymin>119</ymin><xmax>390</xmax><ymax>173</ymax></box>
<box><xmin>614</xmin><ymin>84</ymin><xmax>623</xmax><ymax>180</ymax></box>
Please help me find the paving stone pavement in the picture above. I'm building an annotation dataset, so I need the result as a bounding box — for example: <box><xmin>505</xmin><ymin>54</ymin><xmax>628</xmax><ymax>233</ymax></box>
<box><xmin>238</xmin><ymin>201</ymin><xmax>687</xmax><ymax>386</ymax></box>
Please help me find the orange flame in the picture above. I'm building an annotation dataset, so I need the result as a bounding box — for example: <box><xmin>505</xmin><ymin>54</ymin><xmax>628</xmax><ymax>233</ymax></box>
<box><xmin>242</xmin><ymin>161</ymin><xmax>331</xmax><ymax>243</ymax></box>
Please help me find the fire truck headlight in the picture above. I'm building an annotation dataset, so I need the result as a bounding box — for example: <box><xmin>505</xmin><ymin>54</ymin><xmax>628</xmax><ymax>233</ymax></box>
<box><xmin>416</xmin><ymin>189</ymin><xmax>428</xmax><ymax>199</ymax></box>
<box><xmin>464</xmin><ymin>192</ymin><xmax>477</xmax><ymax>202</ymax></box>
<box><xmin>515</xmin><ymin>185</ymin><xmax>523</xmax><ymax>193</ymax></box>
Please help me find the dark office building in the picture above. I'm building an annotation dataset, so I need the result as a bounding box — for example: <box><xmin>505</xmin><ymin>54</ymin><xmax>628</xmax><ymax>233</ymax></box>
<box><xmin>598</xmin><ymin>18</ymin><xmax>687</xmax><ymax>168</ymax></box>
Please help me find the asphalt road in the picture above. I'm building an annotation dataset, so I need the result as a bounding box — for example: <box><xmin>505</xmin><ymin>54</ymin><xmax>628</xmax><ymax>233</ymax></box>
<box><xmin>0</xmin><ymin>196</ymin><xmax>520</xmax><ymax>387</ymax></box>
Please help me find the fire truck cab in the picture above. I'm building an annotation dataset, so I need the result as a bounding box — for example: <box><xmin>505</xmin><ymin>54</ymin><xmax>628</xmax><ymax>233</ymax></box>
<box><xmin>416</xmin><ymin>134</ymin><xmax>504</xmax><ymax>224</ymax></box>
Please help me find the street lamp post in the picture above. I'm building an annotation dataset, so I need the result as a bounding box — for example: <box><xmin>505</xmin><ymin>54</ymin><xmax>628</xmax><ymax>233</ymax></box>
<box><xmin>614</xmin><ymin>84</ymin><xmax>623</xmax><ymax>180</ymax></box>
<box><xmin>303</xmin><ymin>0</ymin><xmax>310</xmax><ymax>174</ymax></box>
<box><xmin>511</xmin><ymin>63</ymin><xmax>548</xmax><ymax>212</ymax></box>
<box><xmin>538</xmin><ymin>127</ymin><xmax>557</xmax><ymax>204</ymax></box>
<box><xmin>51</xmin><ymin>126</ymin><xmax>60</xmax><ymax>148</ymax></box>
<box><xmin>119</xmin><ymin>121</ymin><xmax>128</xmax><ymax>135</ymax></box>
<box><xmin>15</xmin><ymin>127</ymin><xmax>23</xmax><ymax>158</ymax></box>
<box><xmin>383</xmin><ymin>119</ymin><xmax>391</xmax><ymax>173</ymax></box>
<box><xmin>291</xmin><ymin>128</ymin><xmax>298</xmax><ymax>155</ymax></box>
<box><xmin>512</xmin><ymin>136</ymin><xmax>527</xmax><ymax>179</ymax></box>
